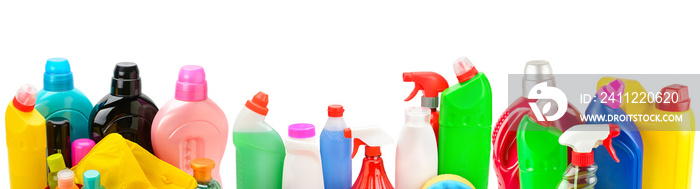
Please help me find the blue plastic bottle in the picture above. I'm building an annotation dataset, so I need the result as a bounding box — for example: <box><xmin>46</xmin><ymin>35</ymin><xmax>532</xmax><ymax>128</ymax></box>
<box><xmin>584</xmin><ymin>79</ymin><xmax>643</xmax><ymax>189</ymax></box>
<box><xmin>320</xmin><ymin>105</ymin><xmax>352</xmax><ymax>189</ymax></box>
<box><xmin>36</xmin><ymin>58</ymin><xmax>93</xmax><ymax>141</ymax></box>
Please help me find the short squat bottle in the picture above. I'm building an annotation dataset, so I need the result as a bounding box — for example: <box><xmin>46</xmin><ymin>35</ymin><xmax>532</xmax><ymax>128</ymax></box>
<box><xmin>192</xmin><ymin>158</ymin><xmax>221</xmax><ymax>189</ymax></box>
<box><xmin>89</xmin><ymin>62</ymin><xmax>158</xmax><ymax>153</ymax></box>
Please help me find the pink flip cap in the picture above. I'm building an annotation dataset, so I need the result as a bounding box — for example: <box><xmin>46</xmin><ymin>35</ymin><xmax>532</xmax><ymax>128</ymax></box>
<box><xmin>175</xmin><ymin>65</ymin><xmax>208</xmax><ymax>101</ymax></box>
<box><xmin>288</xmin><ymin>123</ymin><xmax>316</xmax><ymax>138</ymax></box>
<box><xmin>597</xmin><ymin>79</ymin><xmax>625</xmax><ymax>109</ymax></box>
<box><xmin>72</xmin><ymin>138</ymin><xmax>96</xmax><ymax>166</ymax></box>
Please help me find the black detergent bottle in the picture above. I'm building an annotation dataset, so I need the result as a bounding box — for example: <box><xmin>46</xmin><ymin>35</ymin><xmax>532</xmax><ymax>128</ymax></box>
<box><xmin>89</xmin><ymin>62</ymin><xmax>158</xmax><ymax>153</ymax></box>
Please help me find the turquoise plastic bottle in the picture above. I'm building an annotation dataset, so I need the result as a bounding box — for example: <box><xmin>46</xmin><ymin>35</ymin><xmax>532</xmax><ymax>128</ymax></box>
<box><xmin>36</xmin><ymin>58</ymin><xmax>93</xmax><ymax>141</ymax></box>
<box><xmin>517</xmin><ymin>111</ymin><xmax>567</xmax><ymax>189</ymax></box>
<box><xmin>438</xmin><ymin>57</ymin><xmax>492</xmax><ymax>189</ymax></box>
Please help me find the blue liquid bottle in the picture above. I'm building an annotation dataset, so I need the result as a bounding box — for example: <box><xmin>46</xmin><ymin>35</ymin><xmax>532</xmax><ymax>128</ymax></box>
<box><xmin>585</xmin><ymin>79</ymin><xmax>643</xmax><ymax>189</ymax></box>
<box><xmin>320</xmin><ymin>105</ymin><xmax>352</xmax><ymax>189</ymax></box>
<box><xmin>36</xmin><ymin>58</ymin><xmax>93</xmax><ymax>141</ymax></box>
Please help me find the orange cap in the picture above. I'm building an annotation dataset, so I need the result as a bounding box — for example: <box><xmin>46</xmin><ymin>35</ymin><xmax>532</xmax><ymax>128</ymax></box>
<box><xmin>328</xmin><ymin>104</ymin><xmax>344</xmax><ymax>117</ymax></box>
<box><xmin>190</xmin><ymin>158</ymin><xmax>216</xmax><ymax>182</ymax></box>
<box><xmin>245</xmin><ymin>91</ymin><xmax>269</xmax><ymax>116</ymax></box>
<box><xmin>656</xmin><ymin>84</ymin><xmax>691</xmax><ymax>112</ymax></box>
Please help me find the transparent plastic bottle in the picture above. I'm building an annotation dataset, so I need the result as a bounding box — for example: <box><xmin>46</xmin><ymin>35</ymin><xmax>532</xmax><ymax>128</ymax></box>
<box><xmin>557</xmin><ymin>164</ymin><xmax>597</xmax><ymax>189</ymax></box>
<box><xmin>191</xmin><ymin>158</ymin><xmax>221</xmax><ymax>189</ymax></box>
<box><xmin>47</xmin><ymin>153</ymin><xmax>68</xmax><ymax>189</ymax></box>
<box><xmin>57</xmin><ymin>169</ymin><xmax>79</xmax><ymax>189</ymax></box>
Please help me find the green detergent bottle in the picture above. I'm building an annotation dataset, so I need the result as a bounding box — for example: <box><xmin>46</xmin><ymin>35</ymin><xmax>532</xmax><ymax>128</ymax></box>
<box><xmin>438</xmin><ymin>57</ymin><xmax>492</xmax><ymax>189</ymax></box>
<box><xmin>517</xmin><ymin>100</ymin><xmax>567</xmax><ymax>189</ymax></box>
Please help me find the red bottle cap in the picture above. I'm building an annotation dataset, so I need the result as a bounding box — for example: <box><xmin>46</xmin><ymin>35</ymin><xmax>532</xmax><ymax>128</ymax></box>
<box><xmin>656</xmin><ymin>84</ymin><xmax>691</xmax><ymax>112</ymax></box>
<box><xmin>328</xmin><ymin>104</ymin><xmax>344</xmax><ymax>117</ymax></box>
<box><xmin>245</xmin><ymin>91</ymin><xmax>269</xmax><ymax>116</ymax></box>
<box><xmin>12</xmin><ymin>84</ymin><xmax>38</xmax><ymax>112</ymax></box>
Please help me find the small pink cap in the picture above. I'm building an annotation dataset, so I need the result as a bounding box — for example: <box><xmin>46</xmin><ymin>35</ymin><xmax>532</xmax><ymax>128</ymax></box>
<box><xmin>175</xmin><ymin>65</ymin><xmax>208</xmax><ymax>101</ymax></box>
<box><xmin>72</xmin><ymin>138</ymin><xmax>96</xmax><ymax>166</ymax></box>
<box><xmin>288</xmin><ymin>123</ymin><xmax>315</xmax><ymax>138</ymax></box>
<box><xmin>597</xmin><ymin>79</ymin><xmax>625</xmax><ymax>109</ymax></box>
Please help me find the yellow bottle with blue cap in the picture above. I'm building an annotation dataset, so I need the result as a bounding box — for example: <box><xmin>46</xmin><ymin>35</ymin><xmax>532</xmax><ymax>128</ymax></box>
<box><xmin>4</xmin><ymin>84</ymin><xmax>47</xmax><ymax>189</ymax></box>
<box><xmin>598</xmin><ymin>77</ymin><xmax>695</xmax><ymax>189</ymax></box>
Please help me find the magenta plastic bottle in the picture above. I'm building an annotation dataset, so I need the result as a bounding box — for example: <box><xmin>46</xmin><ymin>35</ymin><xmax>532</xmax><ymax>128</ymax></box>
<box><xmin>151</xmin><ymin>65</ymin><xmax>229</xmax><ymax>182</ymax></box>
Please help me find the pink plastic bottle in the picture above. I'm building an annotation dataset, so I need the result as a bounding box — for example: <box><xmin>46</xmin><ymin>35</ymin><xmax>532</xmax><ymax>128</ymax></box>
<box><xmin>72</xmin><ymin>138</ymin><xmax>95</xmax><ymax>166</ymax></box>
<box><xmin>151</xmin><ymin>65</ymin><xmax>229</xmax><ymax>182</ymax></box>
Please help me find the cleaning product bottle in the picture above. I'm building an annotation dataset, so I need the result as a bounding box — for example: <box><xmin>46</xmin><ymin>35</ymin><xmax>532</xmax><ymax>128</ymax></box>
<box><xmin>36</xmin><ymin>58</ymin><xmax>93</xmax><ymax>141</ymax></box>
<box><xmin>191</xmin><ymin>158</ymin><xmax>222</xmax><ymax>189</ymax></box>
<box><xmin>72</xmin><ymin>138</ymin><xmax>95</xmax><ymax>166</ymax></box>
<box><xmin>282</xmin><ymin>123</ymin><xmax>324</xmax><ymax>189</ymax></box>
<box><xmin>597</xmin><ymin>77</ymin><xmax>694</xmax><ymax>189</ymax></box>
<box><xmin>517</xmin><ymin>100</ymin><xmax>568</xmax><ymax>189</ymax></box>
<box><xmin>48</xmin><ymin>153</ymin><xmax>68</xmax><ymax>189</ymax></box>
<box><xmin>438</xmin><ymin>57</ymin><xmax>492</xmax><ymax>189</ymax></box>
<box><xmin>557</xmin><ymin>123</ymin><xmax>621</xmax><ymax>189</ymax></box>
<box><xmin>82</xmin><ymin>170</ymin><xmax>104</xmax><ymax>189</ymax></box>
<box><xmin>344</xmin><ymin>125</ymin><xmax>395</xmax><ymax>189</ymax></box>
<box><xmin>47</xmin><ymin>118</ymin><xmax>72</xmax><ymax>167</ymax></box>
<box><xmin>232</xmin><ymin>92</ymin><xmax>286</xmax><ymax>189</ymax></box>
<box><xmin>151</xmin><ymin>65</ymin><xmax>229</xmax><ymax>181</ymax></box>
<box><xmin>403</xmin><ymin>72</ymin><xmax>449</xmax><ymax>143</ymax></box>
<box><xmin>493</xmin><ymin>60</ymin><xmax>583</xmax><ymax>189</ymax></box>
<box><xmin>57</xmin><ymin>169</ymin><xmax>79</xmax><ymax>189</ymax></box>
<box><xmin>320</xmin><ymin>104</ymin><xmax>352</xmax><ymax>189</ymax></box>
<box><xmin>396</xmin><ymin>107</ymin><xmax>438</xmax><ymax>189</ymax></box>
<box><xmin>585</xmin><ymin>79</ymin><xmax>643</xmax><ymax>189</ymax></box>
<box><xmin>5</xmin><ymin>84</ymin><xmax>47</xmax><ymax>189</ymax></box>
<box><xmin>89</xmin><ymin>62</ymin><xmax>159</xmax><ymax>153</ymax></box>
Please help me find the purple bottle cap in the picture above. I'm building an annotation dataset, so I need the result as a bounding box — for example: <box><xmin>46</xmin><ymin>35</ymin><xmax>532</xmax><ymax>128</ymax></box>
<box><xmin>597</xmin><ymin>79</ymin><xmax>625</xmax><ymax>109</ymax></box>
<box><xmin>288</xmin><ymin>123</ymin><xmax>315</xmax><ymax>138</ymax></box>
<box><xmin>175</xmin><ymin>65</ymin><xmax>208</xmax><ymax>101</ymax></box>
<box><xmin>72</xmin><ymin>138</ymin><xmax>96</xmax><ymax>165</ymax></box>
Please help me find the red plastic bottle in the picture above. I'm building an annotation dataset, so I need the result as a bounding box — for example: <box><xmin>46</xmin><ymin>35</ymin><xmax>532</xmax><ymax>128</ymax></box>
<box><xmin>344</xmin><ymin>126</ymin><xmax>395</xmax><ymax>189</ymax></box>
<box><xmin>492</xmin><ymin>61</ymin><xmax>583</xmax><ymax>189</ymax></box>
<box><xmin>403</xmin><ymin>72</ymin><xmax>449</xmax><ymax>144</ymax></box>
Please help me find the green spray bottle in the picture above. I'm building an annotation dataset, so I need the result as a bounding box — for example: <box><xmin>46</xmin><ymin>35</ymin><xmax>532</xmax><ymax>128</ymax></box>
<box><xmin>517</xmin><ymin>99</ymin><xmax>568</xmax><ymax>189</ymax></box>
<box><xmin>438</xmin><ymin>57</ymin><xmax>492</xmax><ymax>189</ymax></box>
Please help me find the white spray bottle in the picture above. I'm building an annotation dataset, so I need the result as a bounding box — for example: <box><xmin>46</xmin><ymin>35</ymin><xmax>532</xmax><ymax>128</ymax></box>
<box><xmin>557</xmin><ymin>124</ymin><xmax>620</xmax><ymax>189</ymax></box>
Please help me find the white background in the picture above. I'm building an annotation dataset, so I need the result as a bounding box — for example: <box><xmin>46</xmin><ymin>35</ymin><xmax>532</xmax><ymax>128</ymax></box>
<box><xmin>1</xmin><ymin>1</ymin><xmax>699</xmax><ymax>188</ymax></box>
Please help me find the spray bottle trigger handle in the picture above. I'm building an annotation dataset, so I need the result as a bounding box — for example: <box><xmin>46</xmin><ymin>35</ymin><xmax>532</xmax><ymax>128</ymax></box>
<box><xmin>604</xmin><ymin>124</ymin><xmax>621</xmax><ymax>162</ymax></box>
<box><xmin>405</xmin><ymin>83</ymin><xmax>422</xmax><ymax>101</ymax></box>
<box><xmin>344</xmin><ymin>128</ymin><xmax>364</xmax><ymax>159</ymax></box>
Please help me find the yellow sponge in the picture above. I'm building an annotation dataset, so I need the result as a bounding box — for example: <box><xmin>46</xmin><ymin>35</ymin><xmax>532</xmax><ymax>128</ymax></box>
<box><xmin>422</xmin><ymin>174</ymin><xmax>476</xmax><ymax>189</ymax></box>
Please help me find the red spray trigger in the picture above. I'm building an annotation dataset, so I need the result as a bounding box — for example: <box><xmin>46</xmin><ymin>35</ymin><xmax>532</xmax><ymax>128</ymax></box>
<box><xmin>403</xmin><ymin>72</ymin><xmax>449</xmax><ymax>101</ymax></box>
<box><xmin>603</xmin><ymin>124</ymin><xmax>621</xmax><ymax>163</ymax></box>
<box><xmin>345</xmin><ymin>128</ymin><xmax>362</xmax><ymax>158</ymax></box>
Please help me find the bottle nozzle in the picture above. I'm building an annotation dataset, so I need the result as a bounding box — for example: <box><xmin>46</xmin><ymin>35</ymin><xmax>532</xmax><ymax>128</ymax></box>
<box><xmin>175</xmin><ymin>65</ymin><xmax>208</xmax><ymax>101</ymax></box>
<box><xmin>453</xmin><ymin>57</ymin><xmax>478</xmax><ymax>83</ymax></box>
<box><xmin>402</xmin><ymin>72</ymin><xmax>449</xmax><ymax>102</ymax></box>
<box><xmin>191</xmin><ymin>158</ymin><xmax>216</xmax><ymax>182</ymax></box>
<box><xmin>597</xmin><ymin>79</ymin><xmax>625</xmax><ymax>109</ymax></box>
<box><xmin>245</xmin><ymin>91</ymin><xmax>269</xmax><ymax>116</ymax></box>
<box><xmin>344</xmin><ymin>126</ymin><xmax>393</xmax><ymax>158</ymax></box>
<box><xmin>13</xmin><ymin>84</ymin><xmax>38</xmax><ymax>112</ymax></box>
<box><xmin>603</xmin><ymin>124</ymin><xmax>621</xmax><ymax>163</ymax></box>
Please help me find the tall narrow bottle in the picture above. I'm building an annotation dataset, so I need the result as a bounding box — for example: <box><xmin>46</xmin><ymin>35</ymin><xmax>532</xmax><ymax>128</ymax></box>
<box><xmin>396</xmin><ymin>107</ymin><xmax>438</xmax><ymax>189</ymax></box>
<box><xmin>36</xmin><ymin>58</ymin><xmax>93</xmax><ymax>141</ymax></box>
<box><xmin>89</xmin><ymin>62</ymin><xmax>159</xmax><ymax>153</ymax></box>
<box><xmin>5</xmin><ymin>84</ymin><xmax>47</xmax><ymax>189</ymax></box>
<box><xmin>152</xmin><ymin>65</ymin><xmax>229</xmax><ymax>181</ymax></box>
<box><xmin>438</xmin><ymin>57</ymin><xmax>492</xmax><ymax>189</ymax></box>
<box><xmin>48</xmin><ymin>153</ymin><xmax>68</xmax><ymax>189</ymax></box>
<box><xmin>232</xmin><ymin>92</ymin><xmax>286</xmax><ymax>189</ymax></box>
<box><xmin>320</xmin><ymin>104</ymin><xmax>352</xmax><ymax>189</ymax></box>
<box><xmin>47</xmin><ymin>118</ymin><xmax>72</xmax><ymax>167</ymax></box>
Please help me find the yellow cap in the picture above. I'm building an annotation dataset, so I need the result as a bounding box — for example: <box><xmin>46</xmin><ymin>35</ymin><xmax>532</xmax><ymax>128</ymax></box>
<box><xmin>47</xmin><ymin>153</ymin><xmax>67</xmax><ymax>172</ymax></box>
<box><xmin>190</xmin><ymin>158</ymin><xmax>215</xmax><ymax>182</ymax></box>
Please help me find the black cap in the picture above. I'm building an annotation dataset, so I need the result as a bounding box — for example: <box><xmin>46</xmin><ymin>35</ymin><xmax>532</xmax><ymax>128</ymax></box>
<box><xmin>111</xmin><ymin>62</ymin><xmax>141</xmax><ymax>96</ymax></box>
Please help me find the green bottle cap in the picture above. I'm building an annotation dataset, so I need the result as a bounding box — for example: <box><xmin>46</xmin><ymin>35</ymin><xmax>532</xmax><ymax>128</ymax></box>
<box><xmin>47</xmin><ymin>153</ymin><xmax>67</xmax><ymax>172</ymax></box>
